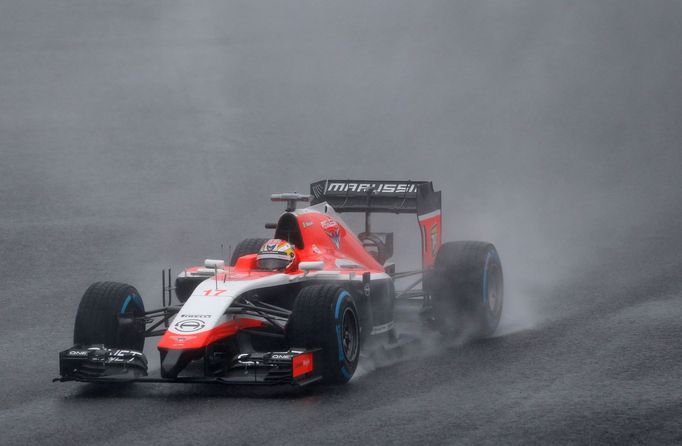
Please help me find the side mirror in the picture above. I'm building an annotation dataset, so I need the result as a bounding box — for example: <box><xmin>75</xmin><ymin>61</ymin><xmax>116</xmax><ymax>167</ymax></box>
<box><xmin>299</xmin><ymin>261</ymin><xmax>324</xmax><ymax>272</ymax></box>
<box><xmin>204</xmin><ymin>259</ymin><xmax>225</xmax><ymax>269</ymax></box>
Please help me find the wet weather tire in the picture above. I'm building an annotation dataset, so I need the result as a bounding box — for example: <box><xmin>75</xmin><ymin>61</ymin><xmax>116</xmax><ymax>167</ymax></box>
<box><xmin>230</xmin><ymin>238</ymin><xmax>269</xmax><ymax>265</ymax></box>
<box><xmin>431</xmin><ymin>241</ymin><xmax>503</xmax><ymax>339</ymax></box>
<box><xmin>73</xmin><ymin>282</ymin><xmax>146</xmax><ymax>351</ymax></box>
<box><xmin>287</xmin><ymin>284</ymin><xmax>360</xmax><ymax>384</ymax></box>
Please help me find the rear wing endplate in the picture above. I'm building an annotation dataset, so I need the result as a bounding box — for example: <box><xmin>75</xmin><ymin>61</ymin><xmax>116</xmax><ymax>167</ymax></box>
<box><xmin>310</xmin><ymin>180</ymin><xmax>442</xmax><ymax>267</ymax></box>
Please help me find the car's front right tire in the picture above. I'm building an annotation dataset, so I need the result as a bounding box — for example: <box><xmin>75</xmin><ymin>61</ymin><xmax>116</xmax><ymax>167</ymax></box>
<box><xmin>73</xmin><ymin>281</ymin><xmax>146</xmax><ymax>351</ymax></box>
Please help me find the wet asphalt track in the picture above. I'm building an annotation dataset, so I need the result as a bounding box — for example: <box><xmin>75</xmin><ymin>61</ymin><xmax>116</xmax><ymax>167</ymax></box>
<box><xmin>3</xmin><ymin>219</ymin><xmax>681</xmax><ymax>445</ymax></box>
<box><xmin>1</xmin><ymin>1</ymin><xmax>682</xmax><ymax>445</ymax></box>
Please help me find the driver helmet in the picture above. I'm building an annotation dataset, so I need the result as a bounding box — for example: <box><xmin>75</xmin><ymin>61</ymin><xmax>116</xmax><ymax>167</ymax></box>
<box><xmin>257</xmin><ymin>239</ymin><xmax>296</xmax><ymax>270</ymax></box>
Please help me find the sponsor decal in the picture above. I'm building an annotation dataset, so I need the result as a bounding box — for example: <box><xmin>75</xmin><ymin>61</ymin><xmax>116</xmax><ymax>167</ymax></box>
<box><xmin>68</xmin><ymin>350</ymin><xmax>88</xmax><ymax>356</ymax></box>
<box><xmin>321</xmin><ymin>218</ymin><xmax>341</xmax><ymax>249</ymax></box>
<box><xmin>292</xmin><ymin>352</ymin><xmax>314</xmax><ymax>378</ymax></box>
<box><xmin>174</xmin><ymin>318</ymin><xmax>206</xmax><ymax>333</ymax></box>
<box><xmin>271</xmin><ymin>354</ymin><xmax>293</xmax><ymax>360</ymax></box>
<box><xmin>311</xmin><ymin>244</ymin><xmax>322</xmax><ymax>254</ymax></box>
<box><xmin>179</xmin><ymin>314</ymin><xmax>211</xmax><ymax>318</ymax></box>
<box><xmin>110</xmin><ymin>349</ymin><xmax>143</xmax><ymax>357</ymax></box>
<box><xmin>430</xmin><ymin>223</ymin><xmax>438</xmax><ymax>254</ymax></box>
<box><xmin>326</xmin><ymin>182</ymin><xmax>418</xmax><ymax>194</ymax></box>
<box><xmin>302</xmin><ymin>220</ymin><xmax>313</xmax><ymax>228</ymax></box>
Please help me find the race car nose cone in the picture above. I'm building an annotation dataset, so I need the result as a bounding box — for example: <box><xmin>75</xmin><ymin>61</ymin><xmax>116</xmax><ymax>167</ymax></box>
<box><xmin>159</xmin><ymin>348</ymin><xmax>195</xmax><ymax>379</ymax></box>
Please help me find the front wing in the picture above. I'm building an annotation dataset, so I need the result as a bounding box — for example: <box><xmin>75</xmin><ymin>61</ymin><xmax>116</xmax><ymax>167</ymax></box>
<box><xmin>56</xmin><ymin>345</ymin><xmax>322</xmax><ymax>386</ymax></box>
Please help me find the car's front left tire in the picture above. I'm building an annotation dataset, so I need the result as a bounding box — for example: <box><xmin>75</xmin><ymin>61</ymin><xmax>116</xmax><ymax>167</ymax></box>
<box><xmin>287</xmin><ymin>284</ymin><xmax>360</xmax><ymax>384</ymax></box>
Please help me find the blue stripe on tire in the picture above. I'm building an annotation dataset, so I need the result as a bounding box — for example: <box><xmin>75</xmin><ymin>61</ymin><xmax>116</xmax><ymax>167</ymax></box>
<box><xmin>336</xmin><ymin>324</ymin><xmax>344</xmax><ymax>360</ymax></box>
<box><xmin>120</xmin><ymin>295</ymin><xmax>138</xmax><ymax>314</ymax></box>
<box><xmin>335</xmin><ymin>290</ymin><xmax>350</xmax><ymax>361</ymax></box>
<box><xmin>335</xmin><ymin>290</ymin><xmax>350</xmax><ymax>320</ymax></box>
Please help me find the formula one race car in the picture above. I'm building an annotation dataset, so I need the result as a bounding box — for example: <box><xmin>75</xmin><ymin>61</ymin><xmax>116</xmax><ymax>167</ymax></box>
<box><xmin>57</xmin><ymin>179</ymin><xmax>503</xmax><ymax>386</ymax></box>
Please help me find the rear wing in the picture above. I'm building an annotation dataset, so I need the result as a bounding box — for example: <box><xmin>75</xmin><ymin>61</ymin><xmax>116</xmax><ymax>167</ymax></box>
<box><xmin>310</xmin><ymin>180</ymin><xmax>442</xmax><ymax>268</ymax></box>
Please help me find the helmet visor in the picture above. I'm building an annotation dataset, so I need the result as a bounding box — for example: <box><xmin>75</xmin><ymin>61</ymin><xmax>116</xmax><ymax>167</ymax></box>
<box><xmin>257</xmin><ymin>256</ymin><xmax>291</xmax><ymax>270</ymax></box>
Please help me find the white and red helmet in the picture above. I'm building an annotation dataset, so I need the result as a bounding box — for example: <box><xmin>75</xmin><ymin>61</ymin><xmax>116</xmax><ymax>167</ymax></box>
<box><xmin>256</xmin><ymin>239</ymin><xmax>296</xmax><ymax>270</ymax></box>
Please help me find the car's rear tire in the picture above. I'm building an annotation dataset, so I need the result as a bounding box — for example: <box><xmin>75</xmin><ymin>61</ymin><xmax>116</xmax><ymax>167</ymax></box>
<box><xmin>230</xmin><ymin>238</ymin><xmax>269</xmax><ymax>265</ymax></box>
<box><xmin>431</xmin><ymin>241</ymin><xmax>503</xmax><ymax>339</ymax></box>
<box><xmin>73</xmin><ymin>282</ymin><xmax>146</xmax><ymax>351</ymax></box>
<box><xmin>287</xmin><ymin>284</ymin><xmax>360</xmax><ymax>384</ymax></box>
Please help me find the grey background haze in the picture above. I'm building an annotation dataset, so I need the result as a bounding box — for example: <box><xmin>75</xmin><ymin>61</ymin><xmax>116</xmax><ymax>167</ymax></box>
<box><xmin>3</xmin><ymin>0</ymin><xmax>681</xmax><ymax>323</ymax></box>
<box><xmin>0</xmin><ymin>1</ymin><xmax>681</xmax><ymax>444</ymax></box>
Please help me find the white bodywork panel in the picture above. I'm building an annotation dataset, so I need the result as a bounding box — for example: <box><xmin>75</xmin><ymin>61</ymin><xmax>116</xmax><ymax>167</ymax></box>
<box><xmin>167</xmin><ymin>203</ymin><xmax>392</xmax><ymax>339</ymax></box>
<box><xmin>169</xmin><ymin>270</ymin><xmax>391</xmax><ymax>336</ymax></box>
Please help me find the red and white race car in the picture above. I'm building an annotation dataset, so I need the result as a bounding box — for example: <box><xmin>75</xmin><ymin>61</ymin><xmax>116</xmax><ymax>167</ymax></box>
<box><xmin>57</xmin><ymin>180</ymin><xmax>503</xmax><ymax>386</ymax></box>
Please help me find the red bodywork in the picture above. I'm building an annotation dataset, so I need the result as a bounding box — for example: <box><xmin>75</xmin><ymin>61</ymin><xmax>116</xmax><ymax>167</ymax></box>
<box><xmin>158</xmin><ymin>209</ymin><xmax>385</xmax><ymax>350</ymax></box>
<box><xmin>418</xmin><ymin>210</ymin><xmax>442</xmax><ymax>268</ymax></box>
